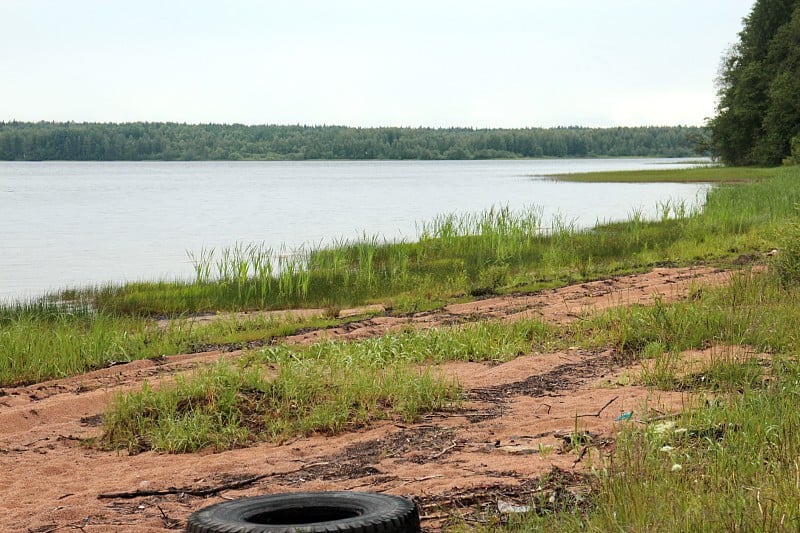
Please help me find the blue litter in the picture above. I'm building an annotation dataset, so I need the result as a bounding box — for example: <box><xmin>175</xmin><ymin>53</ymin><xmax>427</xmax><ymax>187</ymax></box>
<box><xmin>615</xmin><ymin>411</ymin><xmax>633</xmax><ymax>421</ymax></box>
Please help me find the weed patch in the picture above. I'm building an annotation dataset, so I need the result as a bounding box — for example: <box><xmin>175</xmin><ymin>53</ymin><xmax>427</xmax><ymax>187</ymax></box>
<box><xmin>102</xmin><ymin>353</ymin><xmax>459</xmax><ymax>453</ymax></box>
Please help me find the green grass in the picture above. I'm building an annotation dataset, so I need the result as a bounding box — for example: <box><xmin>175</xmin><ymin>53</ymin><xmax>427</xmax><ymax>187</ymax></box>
<box><xmin>102</xmin><ymin>350</ymin><xmax>461</xmax><ymax>453</ymax></box>
<box><xmin>0</xmin><ymin>312</ymin><xmax>166</xmax><ymax>386</ymax></box>
<box><xmin>527</xmin><ymin>370</ymin><xmax>800</xmax><ymax>531</ymax></box>
<box><xmin>100</xmin><ymin>251</ymin><xmax>800</xmax><ymax>455</ymax></box>
<box><xmin>100</xmin><ymin>320</ymin><xmax>556</xmax><ymax>452</ymax></box>
<box><xmin>83</xmin><ymin>166</ymin><xmax>800</xmax><ymax>532</ymax></box>
<box><xmin>551</xmin><ymin>165</ymin><xmax>780</xmax><ymax>183</ymax></box>
<box><xmin>255</xmin><ymin>318</ymin><xmax>556</xmax><ymax>366</ymax></box>
<box><xmin>407</xmin><ymin>264</ymin><xmax>800</xmax><ymax>531</ymax></box>
<box><xmin>496</xmin><ymin>266</ymin><xmax>800</xmax><ymax>530</ymax></box>
<box><xmin>574</xmin><ymin>267</ymin><xmax>800</xmax><ymax>357</ymax></box>
<box><xmin>95</xmin><ymin>252</ymin><xmax>800</xmax><ymax>532</ymax></box>
<box><xmin>0</xmin><ymin>307</ymin><xmax>351</xmax><ymax>387</ymax></box>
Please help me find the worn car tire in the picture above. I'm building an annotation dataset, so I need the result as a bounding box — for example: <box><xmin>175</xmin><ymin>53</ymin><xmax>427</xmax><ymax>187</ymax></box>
<box><xmin>185</xmin><ymin>491</ymin><xmax>421</xmax><ymax>533</ymax></box>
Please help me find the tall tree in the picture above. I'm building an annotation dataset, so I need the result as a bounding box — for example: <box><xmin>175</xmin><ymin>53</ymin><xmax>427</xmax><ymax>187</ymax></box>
<box><xmin>709</xmin><ymin>0</ymin><xmax>800</xmax><ymax>165</ymax></box>
<box><xmin>758</xmin><ymin>7</ymin><xmax>800</xmax><ymax>163</ymax></box>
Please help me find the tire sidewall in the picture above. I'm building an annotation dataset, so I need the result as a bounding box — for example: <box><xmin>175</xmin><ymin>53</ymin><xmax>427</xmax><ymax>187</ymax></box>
<box><xmin>186</xmin><ymin>491</ymin><xmax>420</xmax><ymax>533</ymax></box>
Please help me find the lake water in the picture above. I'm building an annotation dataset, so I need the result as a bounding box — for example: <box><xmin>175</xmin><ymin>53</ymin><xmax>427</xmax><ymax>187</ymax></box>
<box><xmin>0</xmin><ymin>158</ymin><xmax>711</xmax><ymax>301</ymax></box>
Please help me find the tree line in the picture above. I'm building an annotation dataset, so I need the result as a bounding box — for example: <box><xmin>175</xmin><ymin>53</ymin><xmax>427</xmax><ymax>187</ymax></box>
<box><xmin>0</xmin><ymin>122</ymin><xmax>707</xmax><ymax>161</ymax></box>
<box><xmin>709</xmin><ymin>0</ymin><xmax>800</xmax><ymax>166</ymax></box>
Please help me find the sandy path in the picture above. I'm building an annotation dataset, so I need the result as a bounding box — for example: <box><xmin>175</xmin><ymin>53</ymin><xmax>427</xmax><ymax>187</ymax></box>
<box><xmin>0</xmin><ymin>266</ymin><xmax>734</xmax><ymax>532</ymax></box>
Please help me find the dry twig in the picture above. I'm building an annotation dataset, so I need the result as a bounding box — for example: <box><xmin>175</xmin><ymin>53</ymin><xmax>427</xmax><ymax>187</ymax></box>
<box><xmin>428</xmin><ymin>440</ymin><xmax>462</xmax><ymax>460</ymax></box>
<box><xmin>576</xmin><ymin>396</ymin><xmax>618</xmax><ymax>418</ymax></box>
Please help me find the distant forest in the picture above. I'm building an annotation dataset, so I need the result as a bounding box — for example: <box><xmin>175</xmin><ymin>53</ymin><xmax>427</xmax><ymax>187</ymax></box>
<box><xmin>0</xmin><ymin>122</ymin><xmax>708</xmax><ymax>161</ymax></box>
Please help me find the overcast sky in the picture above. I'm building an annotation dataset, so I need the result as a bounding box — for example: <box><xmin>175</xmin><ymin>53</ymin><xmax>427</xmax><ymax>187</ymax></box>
<box><xmin>0</xmin><ymin>1</ymin><xmax>754</xmax><ymax>128</ymax></box>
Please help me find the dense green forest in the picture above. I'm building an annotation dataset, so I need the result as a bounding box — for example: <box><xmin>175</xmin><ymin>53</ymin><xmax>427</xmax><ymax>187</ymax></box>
<box><xmin>0</xmin><ymin>122</ymin><xmax>707</xmax><ymax>161</ymax></box>
<box><xmin>709</xmin><ymin>0</ymin><xmax>800</xmax><ymax>166</ymax></box>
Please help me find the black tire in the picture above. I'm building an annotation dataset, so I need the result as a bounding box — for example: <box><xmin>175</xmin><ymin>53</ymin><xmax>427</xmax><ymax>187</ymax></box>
<box><xmin>185</xmin><ymin>491</ymin><xmax>421</xmax><ymax>533</ymax></box>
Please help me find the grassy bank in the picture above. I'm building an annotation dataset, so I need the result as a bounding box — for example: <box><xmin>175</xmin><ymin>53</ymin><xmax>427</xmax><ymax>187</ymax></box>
<box><xmin>5</xmin><ymin>163</ymin><xmax>800</xmax><ymax>528</ymax></box>
<box><xmin>56</xmin><ymin>166</ymin><xmax>793</xmax><ymax>317</ymax></box>
<box><xmin>0</xmin><ymin>304</ymin><xmax>355</xmax><ymax>387</ymax></box>
<box><xmin>2</xmin><ymin>165</ymin><xmax>799</xmax><ymax>387</ymax></box>
<box><xmin>95</xmin><ymin>164</ymin><xmax>800</xmax><ymax>529</ymax></box>
<box><xmin>101</xmin><ymin>225</ymin><xmax>800</xmax><ymax>466</ymax></box>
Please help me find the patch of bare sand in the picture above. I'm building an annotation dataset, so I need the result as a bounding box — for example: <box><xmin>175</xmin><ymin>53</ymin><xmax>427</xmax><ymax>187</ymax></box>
<box><xmin>0</xmin><ymin>351</ymin><xmax>234</xmax><ymax>437</ymax></box>
<box><xmin>3</xmin><ymin>351</ymin><xmax>687</xmax><ymax>532</ymax></box>
<box><xmin>0</xmin><ymin>266</ymin><xmax>749</xmax><ymax>532</ymax></box>
<box><xmin>284</xmin><ymin>266</ymin><xmax>733</xmax><ymax>344</ymax></box>
<box><xmin>155</xmin><ymin>308</ymin><xmax>327</xmax><ymax>329</ymax></box>
<box><xmin>446</xmin><ymin>266</ymin><xmax>734</xmax><ymax>322</ymax></box>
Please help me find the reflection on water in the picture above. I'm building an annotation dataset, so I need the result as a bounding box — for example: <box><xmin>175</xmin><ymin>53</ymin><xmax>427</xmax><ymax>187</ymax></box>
<box><xmin>0</xmin><ymin>158</ymin><xmax>710</xmax><ymax>301</ymax></box>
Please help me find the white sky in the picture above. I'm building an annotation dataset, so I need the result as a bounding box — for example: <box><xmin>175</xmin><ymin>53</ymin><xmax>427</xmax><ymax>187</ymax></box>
<box><xmin>0</xmin><ymin>0</ymin><xmax>754</xmax><ymax>128</ymax></box>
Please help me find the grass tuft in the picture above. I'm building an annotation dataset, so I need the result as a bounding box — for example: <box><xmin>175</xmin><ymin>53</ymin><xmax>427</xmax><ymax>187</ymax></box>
<box><xmin>102</xmin><ymin>351</ymin><xmax>460</xmax><ymax>453</ymax></box>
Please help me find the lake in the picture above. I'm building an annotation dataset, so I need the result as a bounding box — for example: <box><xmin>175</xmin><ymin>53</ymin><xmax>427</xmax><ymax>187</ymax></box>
<box><xmin>0</xmin><ymin>158</ymin><xmax>711</xmax><ymax>301</ymax></box>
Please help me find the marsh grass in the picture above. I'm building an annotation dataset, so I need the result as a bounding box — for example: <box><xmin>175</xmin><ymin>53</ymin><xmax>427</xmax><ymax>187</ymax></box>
<box><xmin>637</xmin><ymin>349</ymin><xmax>683</xmax><ymax>390</ymax></box>
<box><xmin>676</xmin><ymin>358</ymin><xmax>766</xmax><ymax>393</ymax></box>
<box><xmin>0</xmin><ymin>312</ymin><xmax>172</xmax><ymax>386</ymax></box>
<box><xmin>772</xmin><ymin>219</ymin><xmax>800</xmax><ymax>286</ymax></box>
<box><xmin>636</xmin><ymin>347</ymin><xmax>767</xmax><ymax>393</ymax></box>
<box><xmin>564</xmin><ymin>268</ymin><xmax>800</xmax><ymax>362</ymax></box>
<box><xmin>102</xmin><ymin>361</ymin><xmax>262</xmax><ymax>453</ymax></box>
<box><xmin>92</xmin><ymin>177</ymin><xmax>800</xmax><ymax>531</ymax></box>
<box><xmin>104</xmin><ymin>261</ymin><xmax>800</xmax><ymax>455</ymax></box>
<box><xmin>552</xmin><ymin>165</ymin><xmax>779</xmax><ymax>183</ymax></box>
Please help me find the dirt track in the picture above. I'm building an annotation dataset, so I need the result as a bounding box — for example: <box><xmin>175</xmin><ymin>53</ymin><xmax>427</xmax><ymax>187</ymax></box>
<box><xmin>0</xmin><ymin>266</ymin><xmax>736</xmax><ymax>532</ymax></box>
